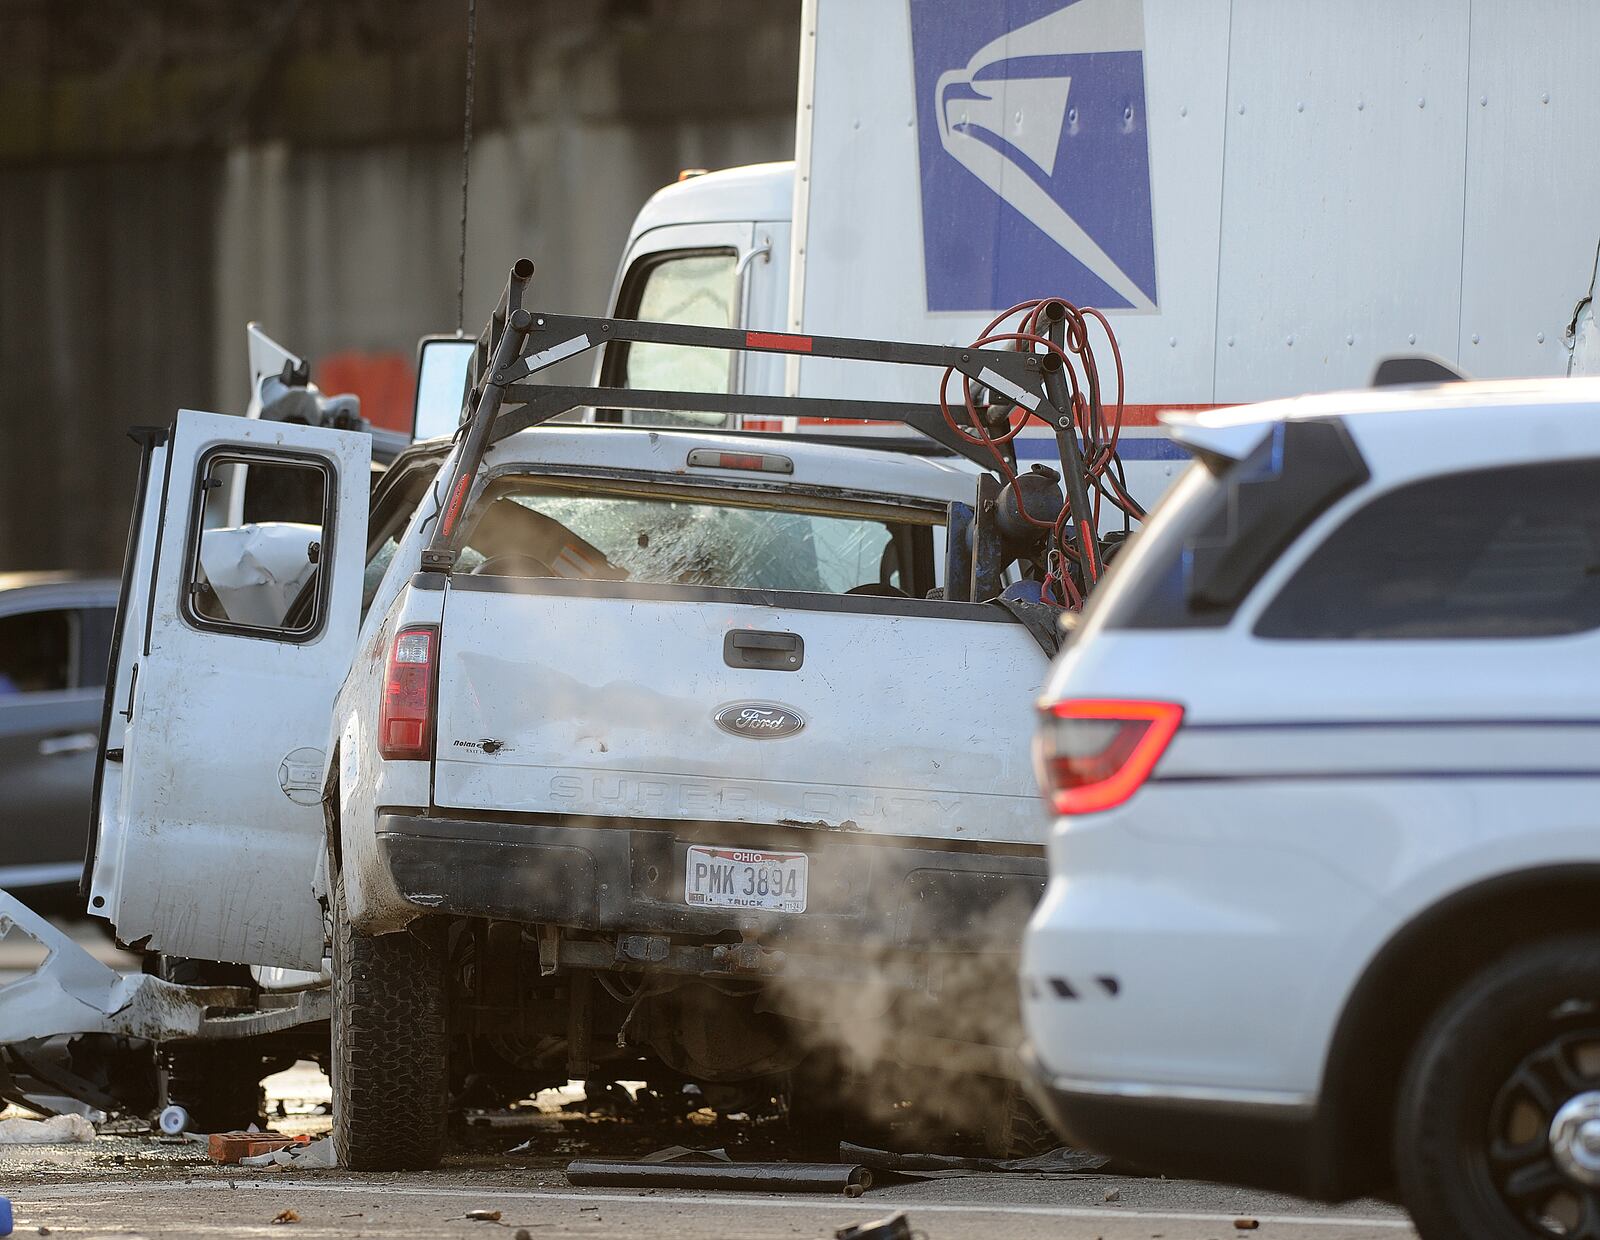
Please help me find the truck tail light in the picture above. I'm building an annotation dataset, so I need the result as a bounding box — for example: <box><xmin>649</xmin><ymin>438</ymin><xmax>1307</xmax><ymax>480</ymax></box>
<box><xmin>378</xmin><ymin>626</ymin><xmax>436</xmax><ymax>761</ymax></box>
<box><xmin>1033</xmin><ymin>699</ymin><xmax>1183</xmax><ymax>815</ymax></box>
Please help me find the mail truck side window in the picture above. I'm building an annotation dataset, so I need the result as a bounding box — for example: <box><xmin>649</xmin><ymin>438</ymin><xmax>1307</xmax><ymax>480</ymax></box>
<box><xmin>603</xmin><ymin>250</ymin><xmax>739</xmax><ymax>426</ymax></box>
<box><xmin>183</xmin><ymin>452</ymin><xmax>335</xmax><ymax>641</ymax></box>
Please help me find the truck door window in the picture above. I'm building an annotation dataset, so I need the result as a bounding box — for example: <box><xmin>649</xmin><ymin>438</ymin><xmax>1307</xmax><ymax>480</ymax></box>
<box><xmin>605</xmin><ymin>250</ymin><xmax>739</xmax><ymax>424</ymax></box>
<box><xmin>0</xmin><ymin>609</ymin><xmax>75</xmax><ymax>696</ymax></box>
<box><xmin>183</xmin><ymin>452</ymin><xmax>334</xmax><ymax>641</ymax></box>
<box><xmin>362</xmin><ymin>464</ymin><xmax>437</xmax><ymax>618</ymax></box>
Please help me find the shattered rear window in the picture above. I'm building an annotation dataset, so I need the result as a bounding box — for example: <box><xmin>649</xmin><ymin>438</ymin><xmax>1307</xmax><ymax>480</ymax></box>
<box><xmin>457</xmin><ymin>480</ymin><xmax>935</xmax><ymax>596</ymax></box>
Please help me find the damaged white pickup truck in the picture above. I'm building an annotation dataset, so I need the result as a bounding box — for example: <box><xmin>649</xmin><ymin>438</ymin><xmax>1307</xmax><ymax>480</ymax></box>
<box><xmin>74</xmin><ymin>264</ymin><xmax>1124</xmax><ymax>1166</ymax></box>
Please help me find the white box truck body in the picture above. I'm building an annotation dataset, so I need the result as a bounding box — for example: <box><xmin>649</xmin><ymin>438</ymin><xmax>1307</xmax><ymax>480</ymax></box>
<box><xmin>601</xmin><ymin>0</ymin><xmax>1600</xmax><ymax>513</ymax></box>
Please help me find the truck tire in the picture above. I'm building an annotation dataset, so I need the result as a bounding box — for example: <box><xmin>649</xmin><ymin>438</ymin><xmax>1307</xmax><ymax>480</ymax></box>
<box><xmin>1395</xmin><ymin>933</ymin><xmax>1600</xmax><ymax>1240</ymax></box>
<box><xmin>330</xmin><ymin>866</ymin><xmax>448</xmax><ymax>1170</ymax></box>
<box><xmin>983</xmin><ymin>1081</ymin><xmax>1058</xmax><ymax>1160</ymax></box>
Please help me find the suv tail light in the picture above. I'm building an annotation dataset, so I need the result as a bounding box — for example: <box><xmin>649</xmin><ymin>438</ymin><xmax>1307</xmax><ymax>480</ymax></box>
<box><xmin>1034</xmin><ymin>699</ymin><xmax>1184</xmax><ymax>815</ymax></box>
<box><xmin>379</xmin><ymin>626</ymin><xmax>436</xmax><ymax>761</ymax></box>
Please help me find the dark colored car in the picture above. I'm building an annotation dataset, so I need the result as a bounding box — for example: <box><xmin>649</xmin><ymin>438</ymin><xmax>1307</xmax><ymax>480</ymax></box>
<box><xmin>0</xmin><ymin>572</ymin><xmax>119</xmax><ymax>904</ymax></box>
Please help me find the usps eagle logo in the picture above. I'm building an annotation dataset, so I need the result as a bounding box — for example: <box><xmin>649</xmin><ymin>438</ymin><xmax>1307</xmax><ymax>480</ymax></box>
<box><xmin>910</xmin><ymin>0</ymin><xmax>1158</xmax><ymax>312</ymax></box>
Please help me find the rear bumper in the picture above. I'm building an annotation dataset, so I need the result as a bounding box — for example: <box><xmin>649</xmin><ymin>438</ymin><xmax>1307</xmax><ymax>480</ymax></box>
<box><xmin>1020</xmin><ymin>1044</ymin><xmax>1334</xmax><ymax>1199</ymax></box>
<box><xmin>375</xmin><ymin>810</ymin><xmax>1044</xmax><ymax>952</ymax></box>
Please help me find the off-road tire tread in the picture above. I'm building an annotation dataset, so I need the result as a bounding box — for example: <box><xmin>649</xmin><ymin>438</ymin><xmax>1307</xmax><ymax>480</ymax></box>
<box><xmin>1395</xmin><ymin>931</ymin><xmax>1600</xmax><ymax>1240</ymax></box>
<box><xmin>332</xmin><ymin>868</ymin><xmax>448</xmax><ymax>1171</ymax></box>
<box><xmin>1003</xmin><ymin>1092</ymin><xmax>1059</xmax><ymax>1159</ymax></box>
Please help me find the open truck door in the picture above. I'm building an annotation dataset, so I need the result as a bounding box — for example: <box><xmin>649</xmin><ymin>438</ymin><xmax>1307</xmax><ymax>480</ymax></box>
<box><xmin>87</xmin><ymin>410</ymin><xmax>370</xmax><ymax>970</ymax></box>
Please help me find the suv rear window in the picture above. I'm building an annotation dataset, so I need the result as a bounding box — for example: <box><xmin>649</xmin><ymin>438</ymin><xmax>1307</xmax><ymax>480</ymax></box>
<box><xmin>458</xmin><ymin>478</ymin><xmax>935</xmax><ymax>598</ymax></box>
<box><xmin>1255</xmin><ymin>458</ymin><xmax>1600</xmax><ymax>639</ymax></box>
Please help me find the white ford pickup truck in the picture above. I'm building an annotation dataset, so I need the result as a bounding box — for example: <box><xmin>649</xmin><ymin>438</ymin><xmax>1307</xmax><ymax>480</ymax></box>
<box><xmin>85</xmin><ymin>275</ymin><xmax>1080</xmax><ymax>1167</ymax></box>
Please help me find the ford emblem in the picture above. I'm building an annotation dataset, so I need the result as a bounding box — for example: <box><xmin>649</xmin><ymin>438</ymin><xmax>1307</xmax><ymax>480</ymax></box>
<box><xmin>715</xmin><ymin>702</ymin><xmax>805</xmax><ymax>740</ymax></box>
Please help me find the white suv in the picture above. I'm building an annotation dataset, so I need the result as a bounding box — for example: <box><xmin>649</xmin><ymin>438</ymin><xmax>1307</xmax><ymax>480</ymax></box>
<box><xmin>1020</xmin><ymin>379</ymin><xmax>1600</xmax><ymax>1240</ymax></box>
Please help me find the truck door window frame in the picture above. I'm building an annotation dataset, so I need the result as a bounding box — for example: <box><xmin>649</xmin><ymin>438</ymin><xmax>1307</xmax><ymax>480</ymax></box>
<box><xmin>180</xmin><ymin>447</ymin><xmax>337</xmax><ymax>644</ymax></box>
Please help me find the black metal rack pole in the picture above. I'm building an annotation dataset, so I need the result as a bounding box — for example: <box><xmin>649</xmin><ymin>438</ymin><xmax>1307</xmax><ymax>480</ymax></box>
<box><xmin>1039</xmin><ymin>301</ymin><xmax>1099</xmax><ymax>587</ymax></box>
<box><xmin>421</xmin><ymin>307</ymin><xmax>534</xmax><ymax>571</ymax></box>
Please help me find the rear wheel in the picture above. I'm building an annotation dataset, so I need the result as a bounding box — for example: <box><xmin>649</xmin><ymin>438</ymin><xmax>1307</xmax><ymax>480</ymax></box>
<box><xmin>330</xmin><ymin>865</ymin><xmax>448</xmax><ymax>1170</ymax></box>
<box><xmin>1396</xmin><ymin>933</ymin><xmax>1600</xmax><ymax>1240</ymax></box>
<box><xmin>982</xmin><ymin>1081</ymin><xmax>1058</xmax><ymax>1160</ymax></box>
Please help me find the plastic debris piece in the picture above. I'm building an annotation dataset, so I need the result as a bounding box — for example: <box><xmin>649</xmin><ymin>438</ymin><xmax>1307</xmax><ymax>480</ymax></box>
<box><xmin>239</xmin><ymin>1136</ymin><xmax>334</xmax><ymax>1170</ymax></box>
<box><xmin>0</xmin><ymin>1195</ymin><xmax>12</xmax><ymax>1237</ymax></box>
<box><xmin>1234</xmin><ymin>1221</ymin><xmax>1260</xmax><ymax>1231</ymax></box>
<box><xmin>271</xmin><ymin>1208</ymin><xmax>300</xmax><ymax>1225</ymax></box>
<box><xmin>1103</xmin><ymin>1187</ymin><xmax>1120</xmax><ymax>1202</ymax></box>
<box><xmin>158</xmin><ymin>1106</ymin><xmax>191</xmax><ymax>1136</ymax></box>
<box><xmin>465</xmin><ymin>1210</ymin><xmax>502</xmax><ymax>1222</ymax></box>
<box><xmin>0</xmin><ymin>1115</ymin><xmax>95</xmax><ymax>1145</ymax></box>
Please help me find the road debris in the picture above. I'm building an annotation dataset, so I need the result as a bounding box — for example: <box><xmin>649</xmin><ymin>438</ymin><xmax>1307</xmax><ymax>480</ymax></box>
<box><xmin>270</xmin><ymin>1209</ymin><xmax>300</xmax><ymax>1225</ymax></box>
<box><xmin>239</xmin><ymin>1137</ymin><xmax>335</xmax><ymax>1169</ymax></box>
<box><xmin>465</xmin><ymin>1209</ymin><xmax>503</xmax><ymax>1222</ymax></box>
<box><xmin>0</xmin><ymin>1114</ymin><xmax>94</xmax><ymax>1144</ymax></box>
<box><xmin>208</xmin><ymin>1132</ymin><xmax>307</xmax><ymax>1164</ymax></box>
<box><xmin>1234</xmin><ymin>1221</ymin><xmax>1260</xmax><ymax>1231</ymax></box>
<box><xmin>835</xmin><ymin>1213</ymin><xmax>913</xmax><ymax>1240</ymax></box>
<box><xmin>840</xmin><ymin>1142</ymin><xmax>1110</xmax><ymax>1178</ymax></box>
<box><xmin>565</xmin><ymin>1146</ymin><xmax>872</xmax><ymax>1195</ymax></box>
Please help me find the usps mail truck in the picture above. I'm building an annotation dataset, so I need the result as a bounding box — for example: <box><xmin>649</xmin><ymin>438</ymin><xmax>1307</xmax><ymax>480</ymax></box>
<box><xmin>599</xmin><ymin>0</ymin><xmax>1600</xmax><ymax>513</ymax></box>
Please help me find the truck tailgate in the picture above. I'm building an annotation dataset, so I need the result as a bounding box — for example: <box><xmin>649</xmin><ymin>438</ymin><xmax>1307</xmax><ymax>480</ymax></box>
<box><xmin>431</xmin><ymin>580</ymin><xmax>1050</xmax><ymax>846</ymax></box>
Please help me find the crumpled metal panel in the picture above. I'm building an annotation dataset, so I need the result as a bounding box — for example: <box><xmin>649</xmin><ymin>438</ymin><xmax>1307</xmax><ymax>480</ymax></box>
<box><xmin>0</xmin><ymin>891</ymin><xmax>326</xmax><ymax>1045</ymax></box>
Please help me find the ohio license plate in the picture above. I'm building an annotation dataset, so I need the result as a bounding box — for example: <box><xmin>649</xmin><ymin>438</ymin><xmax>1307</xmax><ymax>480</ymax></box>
<box><xmin>684</xmin><ymin>846</ymin><xmax>808</xmax><ymax>913</ymax></box>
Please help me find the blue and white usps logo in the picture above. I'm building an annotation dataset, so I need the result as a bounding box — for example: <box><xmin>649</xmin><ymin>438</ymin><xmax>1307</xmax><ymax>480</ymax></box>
<box><xmin>910</xmin><ymin>0</ymin><xmax>1158</xmax><ymax>313</ymax></box>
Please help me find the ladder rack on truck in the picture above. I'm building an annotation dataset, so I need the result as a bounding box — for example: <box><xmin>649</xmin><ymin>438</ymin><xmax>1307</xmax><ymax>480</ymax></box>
<box><xmin>424</xmin><ymin>258</ymin><xmax>1112</xmax><ymax>602</ymax></box>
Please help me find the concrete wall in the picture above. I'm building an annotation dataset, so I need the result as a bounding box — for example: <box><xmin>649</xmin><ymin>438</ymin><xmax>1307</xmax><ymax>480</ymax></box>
<box><xmin>0</xmin><ymin>0</ymin><xmax>799</xmax><ymax>573</ymax></box>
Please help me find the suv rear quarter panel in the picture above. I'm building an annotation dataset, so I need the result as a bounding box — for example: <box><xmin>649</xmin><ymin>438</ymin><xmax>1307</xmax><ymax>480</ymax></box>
<box><xmin>1027</xmin><ymin>400</ymin><xmax>1600</xmax><ymax>1105</ymax></box>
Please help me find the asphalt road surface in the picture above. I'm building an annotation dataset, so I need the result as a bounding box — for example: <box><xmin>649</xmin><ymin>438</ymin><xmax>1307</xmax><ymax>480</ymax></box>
<box><xmin>4</xmin><ymin>1072</ymin><xmax>1414</xmax><ymax>1240</ymax></box>
<box><xmin>0</xmin><ymin>925</ymin><xmax>1415</xmax><ymax>1238</ymax></box>
<box><xmin>4</xmin><ymin>1167</ymin><xmax>1416</xmax><ymax>1240</ymax></box>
